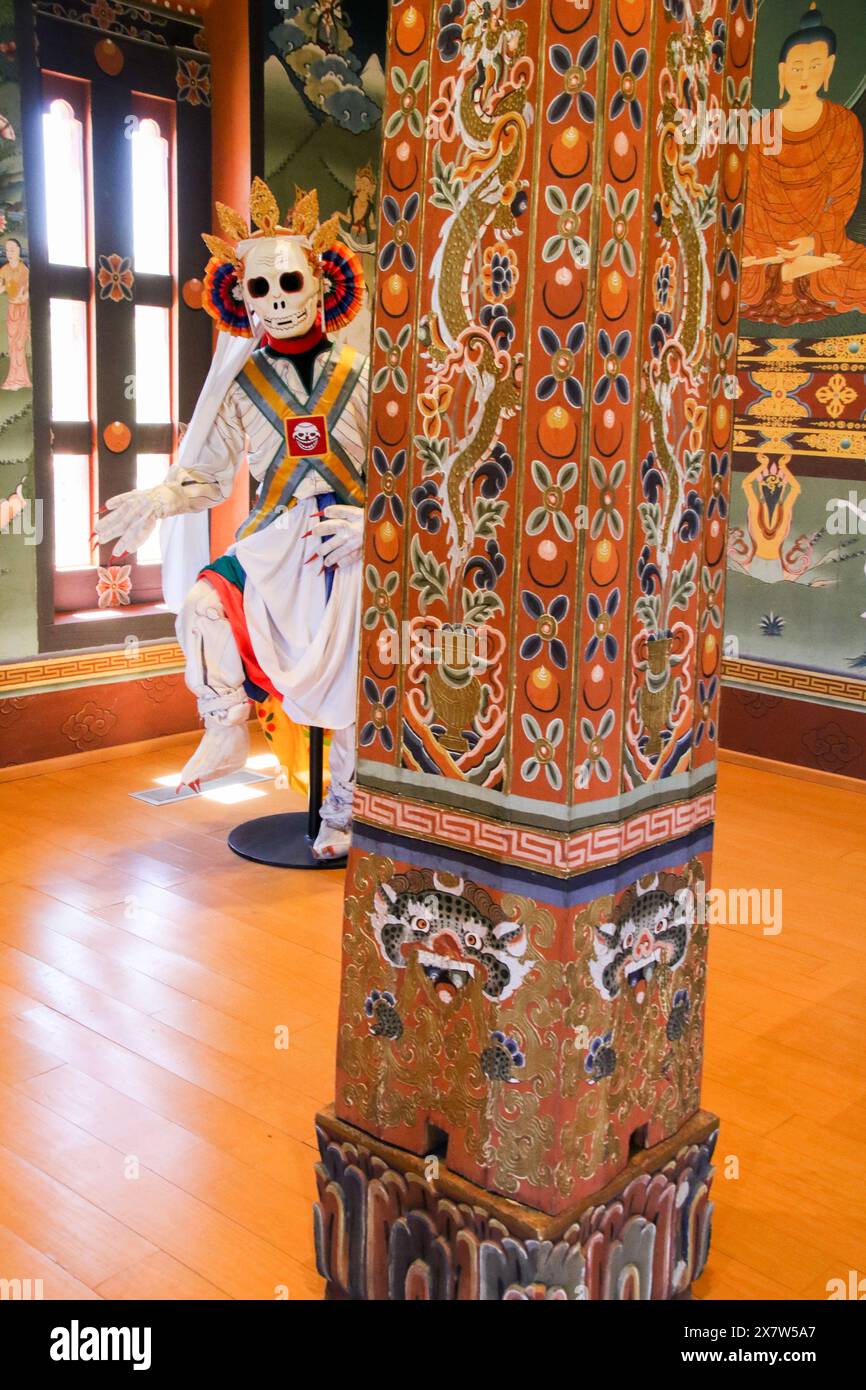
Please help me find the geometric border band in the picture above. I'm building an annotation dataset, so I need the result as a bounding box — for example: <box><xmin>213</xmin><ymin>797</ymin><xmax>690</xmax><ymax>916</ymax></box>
<box><xmin>0</xmin><ymin>641</ymin><xmax>185</xmax><ymax>697</ymax></box>
<box><xmin>722</xmin><ymin>657</ymin><xmax>866</xmax><ymax>709</ymax></box>
<box><xmin>353</xmin><ymin>785</ymin><xmax>716</xmax><ymax>880</ymax></box>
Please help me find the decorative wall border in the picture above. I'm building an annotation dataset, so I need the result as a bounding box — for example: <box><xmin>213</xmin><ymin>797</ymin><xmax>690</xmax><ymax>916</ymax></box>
<box><xmin>721</xmin><ymin>656</ymin><xmax>866</xmax><ymax>710</ymax></box>
<box><xmin>0</xmin><ymin>640</ymin><xmax>185</xmax><ymax>697</ymax></box>
<box><xmin>733</xmin><ymin>419</ymin><xmax>866</xmax><ymax>461</ymax></box>
<box><xmin>737</xmin><ymin>334</ymin><xmax>866</xmax><ymax>368</ymax></box>
<box><xmin>353</xmin><ymin>784</ymin><xmax>715</xmax><ymax>878</ymax></box>
<box><xmin>33</xmin><ymin>1</ymin><xmax>207</xmax><ymax>47</ymax></box>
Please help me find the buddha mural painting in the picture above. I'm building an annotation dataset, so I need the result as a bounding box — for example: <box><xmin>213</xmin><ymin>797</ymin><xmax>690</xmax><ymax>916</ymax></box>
<box><xmin>741</xmin><ymin>4</ymin><xmax>866</xmax><ymax>325</ymax></box>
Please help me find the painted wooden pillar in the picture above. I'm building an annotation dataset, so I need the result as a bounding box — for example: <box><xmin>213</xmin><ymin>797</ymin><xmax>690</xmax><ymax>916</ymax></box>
<box><xmin>315</xmin><ymin>0</ymin><xmax>756</xmax><ymax>1300</ymax></box>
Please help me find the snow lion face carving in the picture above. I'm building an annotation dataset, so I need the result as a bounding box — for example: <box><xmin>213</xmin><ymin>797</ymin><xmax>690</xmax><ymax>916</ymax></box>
<box><xmin>589</xmin><ymin>873</ymin><xmax>694</xmax><ymax>1004</ymax></box>
<box><xmin>371</xmin><ymin>870</ymin><xmax>535</xmax><ymax>1004</ymax></box>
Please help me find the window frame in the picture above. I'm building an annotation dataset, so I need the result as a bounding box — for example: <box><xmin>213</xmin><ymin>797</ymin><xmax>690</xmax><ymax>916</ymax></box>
<box><xmin>17</xmin><ymin>1</ymin><xmax>212</xmax><ymax>653</ymax></box>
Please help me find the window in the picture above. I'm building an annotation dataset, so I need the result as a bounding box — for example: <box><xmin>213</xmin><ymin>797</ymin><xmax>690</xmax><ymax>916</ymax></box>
<box><xmin>134</xmin><ymin>306</ymin><xmax>172</xmax><ymax>425</ymax></box>
<box><xmin>131</xmin><ymin>117</ymin><xmax>170</xmax><ymax>276</ymax></box>
<box><xmin>24</xmin><ymin>6</ymin><xmax>213</xmax><ymax>649</ymax></box>
<box><xmin>42</xmin><ymin>98</ymin><xmax>87</xmax><ymax>268</ymax></box>
<box><xmin>136</xmin><ymin>454</ymin><xmax>171</xmax><ymax>566</ymax></box>
<box><xmin>52</xmin><ymin>455</ymin><xmax>91</xmax><ymax>570</ymax></box>
<box><xmin>49</xmin><ymin>299</ymin><xmax>89</xmax><ymax>422</ymax></box>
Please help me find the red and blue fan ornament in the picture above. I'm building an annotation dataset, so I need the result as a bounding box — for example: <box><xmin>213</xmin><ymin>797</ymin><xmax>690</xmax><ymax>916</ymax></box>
<box><xmin>202</xmin><ymin>257</ymin><xmax>253</xmax><ymax>338</ymax></box>
<box><xmin>321</xmin><ymin>242</ymin><xmax>365</xmax><ymax>332</ymax></box>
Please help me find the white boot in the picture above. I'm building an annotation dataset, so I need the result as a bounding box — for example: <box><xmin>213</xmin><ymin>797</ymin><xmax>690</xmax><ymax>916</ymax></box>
<box><xmin>178</xmin><ymin>713</ymin><xmax>250</xmax><ymax>793</ymax></box>
<box><xmin>312</xmin><ymin>821</ymin><xmax>351</xmax><ymax>859</ymax></box>
<box><xmin>312</xmin><ymin>724</ymin><xmax>355</xmax><ymax>859</ymax></box>
<box><xmin>177</xmin><ymin>577</ymin><xmax>251</xmax><ymax>792</ymax></box>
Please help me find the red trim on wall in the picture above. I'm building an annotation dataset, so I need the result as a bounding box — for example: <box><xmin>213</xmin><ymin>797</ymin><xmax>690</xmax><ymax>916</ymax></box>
<box><xmin>720</xmin><ymin>685</ymin><xmax>866</xmax><ymax>781</ymax></box>
<box><xmin>0</xmin><ymin>674</ymin><xmax>198</xmax><ymax>768</ymax></box>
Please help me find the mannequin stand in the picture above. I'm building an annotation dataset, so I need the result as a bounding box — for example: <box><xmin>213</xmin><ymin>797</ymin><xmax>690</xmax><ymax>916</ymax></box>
<box><xmin>227</xmin><ymin>728</ymin><xmax>347</xmax><ymax>869</ymax></box>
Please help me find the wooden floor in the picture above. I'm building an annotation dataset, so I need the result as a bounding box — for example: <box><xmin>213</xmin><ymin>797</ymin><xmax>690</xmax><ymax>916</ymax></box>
<box><xmin>0</xmin><ymin>734</ymin><xmax>863</xmax><ymax>1301</ymax></box>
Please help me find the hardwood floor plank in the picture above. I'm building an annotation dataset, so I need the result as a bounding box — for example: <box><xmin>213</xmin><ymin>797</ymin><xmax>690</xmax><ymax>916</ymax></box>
<box><xmin>1</xmin><ymin>736</ymin><xmax>862</xmax><ymax>1300</ymax></box>
<box><xmin>5</xmin><ymin>1007</ymin><xmax>320</xmax><ymax>1156</ymax></box>
<box><xmin>95</xmin><ymin>1251</ymin><xmax>230</xmax><ymax>1301</ymax></box>
<box><xmin>150</xmin><ymin>996</ymin><xmax>335</xmax><ymax>1095</ymax></box>
<box><xmin>0</xmin><ymin>1080</ymin><xmax>319</xmax><ymax>1297</ymax></box>
<box><xmin>0</xmin><ymin>1145</ymin><xmax>158</xmax><ymax>1288</ymax></box>
<box><xmin>0</xmin><ymin>980</ymin><xmax>42</xmax><ymax>1019</ymax></box>
<box><xmin>694</xmin><ymin>1250</ymin><xmax>793</xmax><ymax>1302</ymax></box>
<box><xmin>0</xmin><ymin>1225</ymin><xmax>103</xmax><ymax>1300</ymax></box>
<box><xmin>20</xmin><ymin>1064</ymin><xmax>320</xmax><ymax>1210</ymax></box>
<box><xmin>2</xmin><ymin>883</ymin><xmax>317</xmax><ymax>1035</ymax></box>
<box><xmin>0</xmin><ymin>1017</ymin><xmax>66</xmax><ymax>1086</ymax></box>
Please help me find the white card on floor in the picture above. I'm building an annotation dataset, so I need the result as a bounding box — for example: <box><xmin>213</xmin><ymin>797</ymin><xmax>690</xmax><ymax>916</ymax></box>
<box><xmin>130</xmin><ymin>769</ymin><xmax>272</xmax><ymax>805</ymax></box>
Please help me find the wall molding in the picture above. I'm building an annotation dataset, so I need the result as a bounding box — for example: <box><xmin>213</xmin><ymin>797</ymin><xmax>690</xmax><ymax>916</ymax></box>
<box><xmin>0</xmin><ymin>641</ymin><xmax>185</xmax><ymax>697</ymax></box>
<box><xmin>0</xmin><ymin>727</ymin><xmax>199</xmax><ymax>783</ymax></box>
<box><xmin>721</xmin><ymin>656</ymin><xmax>866</xmax><ymax>709</ymax></box>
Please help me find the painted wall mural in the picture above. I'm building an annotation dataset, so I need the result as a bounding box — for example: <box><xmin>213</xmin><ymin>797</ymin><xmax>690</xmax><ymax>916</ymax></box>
<box><xmin>721</xmin><ymin>0</ymin><xmax>866</xmax><ymax>776</ymax></box>
<box><xmin>252</xmin><ymin>0</ymin><xmax>389</xmax><ymax>768</ymax></box>
<box><xmin>320</xmin><ymin>0</ymin><xmax>756</xmax><ymax>1256</ymax></box>
<box><xmin>0</xmin><ymin>0</ymin><xmax>37</xmax><ymax>661</ymax></box>
<box><xmin>260</xmin><ymin>0</ymin><xmax>388</xmax><ymax>350</ymax></box>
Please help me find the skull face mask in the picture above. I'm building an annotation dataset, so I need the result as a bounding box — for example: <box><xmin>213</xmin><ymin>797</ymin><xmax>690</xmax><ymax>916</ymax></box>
<box><xmin>201</xmin><ymin>180</ymin><xmax>365</xmax><ymax>341</ymax></box>
<box><xmin>239</xmin><ymin>236</ymin><xmax>319</xmax><ymax>340</ymax></box>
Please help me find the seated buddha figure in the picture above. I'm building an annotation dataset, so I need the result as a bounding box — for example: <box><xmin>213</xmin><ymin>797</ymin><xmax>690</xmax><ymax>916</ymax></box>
<box><xmin>741</xmin><ymin>4</ymin><xmax>866</xmax><ymax>324</ymax></box>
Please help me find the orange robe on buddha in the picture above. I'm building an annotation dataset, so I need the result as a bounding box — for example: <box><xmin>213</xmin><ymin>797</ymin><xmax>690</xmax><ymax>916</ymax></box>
<box><xmin>741</xmin><ymin>100</ymin><xmax>866</xmax><ymax>324</ymax></box>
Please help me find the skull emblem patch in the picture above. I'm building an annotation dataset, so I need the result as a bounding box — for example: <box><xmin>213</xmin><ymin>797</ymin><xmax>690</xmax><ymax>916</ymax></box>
<box><xmin>285</xmin><ymin>413</ymin><xmax>328</xmax><ymax>458</ymax></box>
<box><xmin>293</xmin><ymin>420</ymin><xmax>322</xmax><ymax>453</ymax></box>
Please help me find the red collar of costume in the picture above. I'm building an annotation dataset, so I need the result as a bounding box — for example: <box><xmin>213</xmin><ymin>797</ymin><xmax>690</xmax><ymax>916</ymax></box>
<box><xmin>262</xmin><ymin>322</ymin><xmax>326</xmax><ymax>356</ymax></box>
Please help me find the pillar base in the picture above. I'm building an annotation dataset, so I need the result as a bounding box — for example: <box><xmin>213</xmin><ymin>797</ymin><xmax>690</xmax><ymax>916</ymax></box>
<box><xmin>313</xmin><ymin>1106</ymin><xmax>718</xmax><ymax>1301</ymax></box>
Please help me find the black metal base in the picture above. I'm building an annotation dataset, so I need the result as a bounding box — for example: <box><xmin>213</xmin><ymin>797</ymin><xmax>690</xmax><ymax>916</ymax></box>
<box><xmin>227</xmin><ymin>811</ymin><xmax>348</xmax><ymax>870</ymax></box>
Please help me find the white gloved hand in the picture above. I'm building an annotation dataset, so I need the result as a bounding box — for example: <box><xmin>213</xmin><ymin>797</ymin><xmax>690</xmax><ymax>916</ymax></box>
<box><xmin>311</xmin><ymin>503</ymin><xmax>365</xmax><ymax>568</ymax></box>
<box><xmin>95</xmin><ymin>472</ymin><xmax>221</xmax><ymax>558</ymax></box>
<box><xmin>94</xmin><ymin>487</ymin><xmax>163</xmax><ymax>558</ymax></box>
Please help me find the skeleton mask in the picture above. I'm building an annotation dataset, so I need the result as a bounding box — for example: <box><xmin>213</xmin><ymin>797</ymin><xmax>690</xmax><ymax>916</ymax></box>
<box><xmin>238</xmin><ymin>235</ymin><xmax>319</xmax><ymax>339</ymax></box>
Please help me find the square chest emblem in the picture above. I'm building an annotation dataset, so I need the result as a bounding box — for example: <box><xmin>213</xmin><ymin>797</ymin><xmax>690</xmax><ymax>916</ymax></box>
<box><xmin>285</xmin><ymin>413</ymin><xmax>328</xmax><ymax>459</ymax></box>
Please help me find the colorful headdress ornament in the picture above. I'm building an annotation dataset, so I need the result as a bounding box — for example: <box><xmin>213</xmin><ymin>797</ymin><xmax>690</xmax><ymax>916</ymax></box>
<box><xmin>201</xmin><ymin>177</ymin><xmax>365</xmax><ymax>338</ymax></box>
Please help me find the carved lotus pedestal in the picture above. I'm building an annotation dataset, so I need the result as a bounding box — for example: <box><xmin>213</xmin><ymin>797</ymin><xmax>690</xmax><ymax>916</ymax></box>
<box><xmin>313</xmin><ymin>1107</ymin><xmax>718</xmax><ymax>1302</ymax></box>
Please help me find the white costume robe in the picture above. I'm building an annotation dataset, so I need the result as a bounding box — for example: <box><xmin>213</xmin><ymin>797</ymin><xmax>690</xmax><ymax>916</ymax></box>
<box><xmin>170</xmin><ymin>341</ymin><xmax>368</xmax><ymax>734</ymax></box>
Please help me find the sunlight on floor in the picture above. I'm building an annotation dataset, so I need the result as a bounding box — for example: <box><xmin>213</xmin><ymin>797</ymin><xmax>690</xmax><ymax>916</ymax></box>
<box><xmin>245</xmin><ymin>754</ymin><xmax>279</xmax><ymax>771</ymax></box>
<box><xmin>198</xmin><ymin>783</ymin><xmax>267</xmax><ymax>806</ymax></box>
<box><xmin>152</xmin><ymin>754</ymin><xmax>279</xmax><ymax>791</ymax></box>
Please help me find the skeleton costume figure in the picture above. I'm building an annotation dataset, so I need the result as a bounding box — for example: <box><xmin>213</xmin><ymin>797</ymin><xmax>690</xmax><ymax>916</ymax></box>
<box><xmin>95</xmin><ymin>181</ymin><xmax>369</xmax><ymax>858</ymax></box>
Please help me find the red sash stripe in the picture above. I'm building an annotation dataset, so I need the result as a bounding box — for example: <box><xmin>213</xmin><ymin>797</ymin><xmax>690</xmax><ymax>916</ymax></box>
<box><xmin>198</xmin><ymin>569</ymin><xmax>280</xmax><ymax>703</ymax></box>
